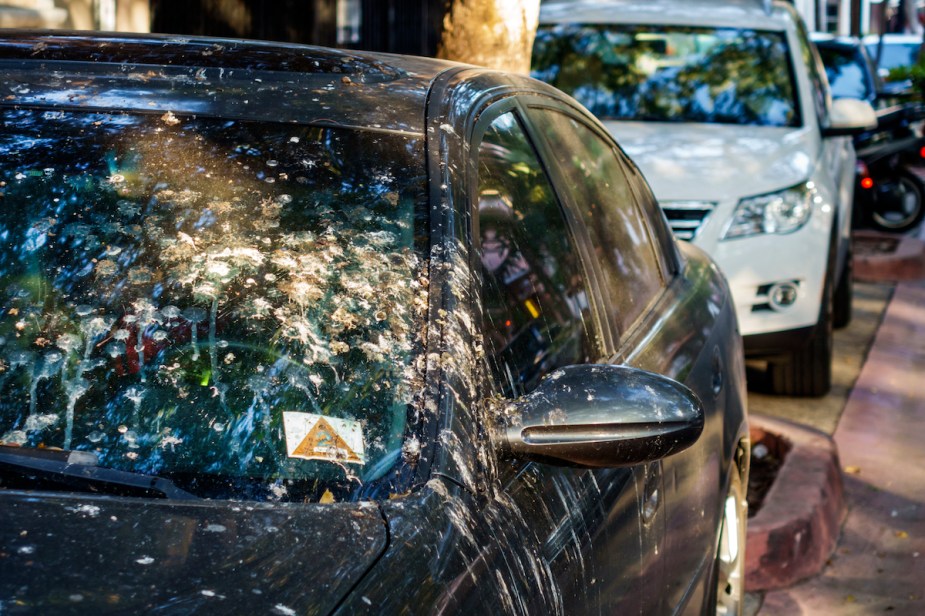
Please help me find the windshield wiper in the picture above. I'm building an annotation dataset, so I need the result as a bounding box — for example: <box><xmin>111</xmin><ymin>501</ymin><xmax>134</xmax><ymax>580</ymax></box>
<box><xmin>0</xmin><ymin>444</ymin><xmax>198</xmax><ymax>500</ymax></box>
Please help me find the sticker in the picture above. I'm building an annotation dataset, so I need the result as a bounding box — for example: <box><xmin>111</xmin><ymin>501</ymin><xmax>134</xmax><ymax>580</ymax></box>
<box><xmin>283</xmin><ymin>412</ymin><xmax>365</xmax><ymax>465</ymax></box>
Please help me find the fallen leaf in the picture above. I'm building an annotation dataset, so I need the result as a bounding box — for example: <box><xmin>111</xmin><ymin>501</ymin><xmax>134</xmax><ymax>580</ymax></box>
<box><xmin>895</xmin><ymin>530</ymin><xmax>909</xmax><ymax>539</ymax></box>
<box><xmin>319</xmin><ymin>489</ymin><xmax>335</xmax><ymax>504</ymax></box>
<box><xmin>844</xmin><ymin>466</ymin><xmax>861</xmax><ymax>474</ymax></box>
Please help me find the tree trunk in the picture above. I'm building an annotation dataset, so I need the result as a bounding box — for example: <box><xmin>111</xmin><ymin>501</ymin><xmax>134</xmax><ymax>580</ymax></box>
<box><xmin>436</xmin><ymin>0</ymin><xmax>540</xmax><ymax>75</ymax></box>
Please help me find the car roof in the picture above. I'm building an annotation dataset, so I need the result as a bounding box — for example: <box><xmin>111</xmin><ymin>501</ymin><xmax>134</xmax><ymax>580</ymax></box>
<box><xmin>811</xmin><ymin>32</ymin><xmax>860</xmax><ymax>45</ymax></box>
<box><xmin>810</xmin><ymin>33</ymin><xmax>863</xmax><ymax>50</ymax></box>
<box><xmin>0</xmin><ymin>31</ymin><xmax>463</xmax><ymax>135</ymax></box>
<box><xmin>539</xmin><ymin>0</ymin><xmax>791</xmax><ymax>30</ymax></box>
<box><xmin>862</xmin><ymin>33</ymin><xmax>923</xmax><ymax>45</ymax></box>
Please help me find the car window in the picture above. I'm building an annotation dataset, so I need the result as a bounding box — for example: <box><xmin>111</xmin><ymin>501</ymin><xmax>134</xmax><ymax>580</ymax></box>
<box><xmin>532</xmin><ymin>24</ymin><xmax>800</xmax><ymax>127</ymax></box>
<box><xmin>475</xmin><ymin>112</ymin><xmax>597</xmax><ymax>397</ymax></box>
<box><xmin>531</xmin><ymin>109</ymin><xmax>665</xmax><ymax>339</ymax></box>
<box><xmin>867</xmin><ymin>41</ymin><xmax>920</xmax><ymax>70</ymax></box>
<box><xmin>816</xmin><ymin>44</ymin><xmax>874</xmax><ymax>100</ymax></box>
<box><xmin>0</xmin><ymin>108</ymin><xmax>428</xmax><ymax>501</ymax></box>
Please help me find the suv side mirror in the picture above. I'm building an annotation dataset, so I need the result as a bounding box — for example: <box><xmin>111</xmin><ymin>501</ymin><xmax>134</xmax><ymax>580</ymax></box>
<box><xmin>823</xmin><ymin>98</ymin><xmax>879</xmax><ymax>137</ymax></box>
<box><xmin>494</xmin><ymin>364</ymin><xmax>704</xmax><ymax>468</ymax></box>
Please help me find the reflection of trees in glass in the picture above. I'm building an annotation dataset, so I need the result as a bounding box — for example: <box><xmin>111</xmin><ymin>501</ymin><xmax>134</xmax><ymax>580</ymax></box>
<box><xmin>0</xmin><ymin>109</ymin><xmax>428</xmax><ymax>501</ymax></box>
<box><xmin>477</xmin><ymin>114</ymin><xmax>593</xmax><ymax>397</ymax></box>
<box><xmin>816</xmin><ymin>44</ymin><xmax>873</xmax><ymax>100</ymax></box>
<box><xmin>532</xmin><ymin>25</ymin><xmax>799</xmax><ymax>127</ymax></box>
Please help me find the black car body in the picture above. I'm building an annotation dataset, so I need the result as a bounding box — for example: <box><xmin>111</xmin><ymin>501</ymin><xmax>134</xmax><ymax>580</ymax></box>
<box><xmin>0</xmin><ymin>33</ymin><xmax>748</xmax><ymax>614</ymax></box>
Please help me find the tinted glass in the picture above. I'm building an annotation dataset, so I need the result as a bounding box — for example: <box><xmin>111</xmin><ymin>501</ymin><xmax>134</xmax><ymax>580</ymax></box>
<box><xmin>816</xmin><ymin>44</ymin><xmax>873</xmax><ymax>100</ymax></box>
<box><xmin>535</xmin><ymin>111</ymin><xmax>664</xmax><ymax>337</ymax></box>
<box><xmin>867</xmin><ymin>41</ymin><xmax>920</xmax><ymax>70</ymax></box>
<box><xmin>533</xmin><ymin>25</ymin><xmax>800</xmax><ymax>127</ymax></box>
<box><xmin>476</xmin><ymin>113</ymin><xmax>596</xmax><ymax>397</ymax></box>
<box><xmin>0</xmin><ymin>108</ymin><xmax>428</xmax><ymax>501</ymax></box>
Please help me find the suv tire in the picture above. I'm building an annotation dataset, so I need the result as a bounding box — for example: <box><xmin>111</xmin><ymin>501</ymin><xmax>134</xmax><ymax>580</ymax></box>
<box><xmin>833</xmin><ymin>244</ymin><xmax>852</xmax><ymax>329</ymax></box>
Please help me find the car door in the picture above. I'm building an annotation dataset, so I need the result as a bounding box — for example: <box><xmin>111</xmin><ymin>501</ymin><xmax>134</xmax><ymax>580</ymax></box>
<box><xmin>521</xmin><ymin>102</ymin><xmax>728</xmax><ymax>612</ymax></box>
<box><xmin>469</xmin><ymin>103</ymin><xmax>664</xmax><ymax>614</ymax></box>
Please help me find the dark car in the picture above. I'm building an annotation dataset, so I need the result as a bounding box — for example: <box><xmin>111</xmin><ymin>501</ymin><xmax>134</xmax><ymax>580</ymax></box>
<box><xmin>814</xmin><ymin>33</ymin><xmax>925</xmax><ymax>232</ymax></box>
<box><xmin>0</xmin><ymin>33</ymin><xmax>748</xmax><ymax>615</ymax></box>
<box><xmin>864</xmin><ymin>33</ymin><xmax>921</xmax><ymax>89</ymax></box>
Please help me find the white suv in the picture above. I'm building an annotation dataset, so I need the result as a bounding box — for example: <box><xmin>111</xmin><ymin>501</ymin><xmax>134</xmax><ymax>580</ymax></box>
<box><xmin>533</xmin><ymin>0</ymin><xmax>876</xmax><ymax>396</ymax></box>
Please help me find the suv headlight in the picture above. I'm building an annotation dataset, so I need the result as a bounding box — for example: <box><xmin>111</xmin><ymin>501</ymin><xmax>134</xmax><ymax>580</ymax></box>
<box><xmin>722</xmin><ymin>182</ymin><xmax>817</xmax><ymax>240</ymax></box>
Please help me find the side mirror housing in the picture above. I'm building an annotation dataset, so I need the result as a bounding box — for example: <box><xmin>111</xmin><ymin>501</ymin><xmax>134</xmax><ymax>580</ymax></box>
<box><xmin>823</xmin><ymin>98</ymin><xmax>879</xmax><ymax>137</ymax></box>
<box><xmin>495</xmin><ymin>364</ymin><xmax>704</xmax><ymax>468</ymax></box>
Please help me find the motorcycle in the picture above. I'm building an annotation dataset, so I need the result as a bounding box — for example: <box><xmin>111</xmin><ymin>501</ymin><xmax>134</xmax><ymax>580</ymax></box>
<box><xmin>854</xmin><ymin>103</ymin><xmax>925</xmax><ymax>233</ymax></box>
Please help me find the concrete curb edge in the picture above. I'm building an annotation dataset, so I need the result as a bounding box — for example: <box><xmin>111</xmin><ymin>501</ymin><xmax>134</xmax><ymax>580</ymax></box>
<box><xmin>745</xmin><ymin>414</ymin><xmax>845</xmax><ymax>592</ymax></box>
<box><xmin>854</xmin><ymin>230</ymin><xmax>925</xmax><ymax>282</ymax></box>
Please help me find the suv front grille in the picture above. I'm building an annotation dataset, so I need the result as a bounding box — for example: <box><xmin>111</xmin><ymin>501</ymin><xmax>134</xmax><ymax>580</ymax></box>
<box><xmin>660</xmin><ymin>201</ymin><xmax>717</xmax><ymax>241</ymax></box>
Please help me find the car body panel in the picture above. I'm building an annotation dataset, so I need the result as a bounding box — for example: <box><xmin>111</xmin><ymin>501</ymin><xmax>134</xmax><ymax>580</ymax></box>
<box><xmin>0</xmin><ymin>493</ymin><xmax>387</xmax><ymax>613</ymax></box>
<box><xmin>539</xmin><ymin>0</ymin><xmax>788</xmax><ymax>31</ymax></box>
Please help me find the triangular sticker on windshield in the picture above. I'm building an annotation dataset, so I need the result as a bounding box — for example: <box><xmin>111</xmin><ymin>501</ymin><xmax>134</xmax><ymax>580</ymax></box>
<box><xmin>283</xmin><ymin>412</ymin><xmax>365</xmax><ymax>465</ymax></box>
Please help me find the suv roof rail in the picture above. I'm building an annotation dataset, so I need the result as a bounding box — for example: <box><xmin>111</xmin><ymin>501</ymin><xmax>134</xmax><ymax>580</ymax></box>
<box><xmin>759</xmin><ymin>0</ymin><xmax>794</xmax><ymax>15</ymax></box>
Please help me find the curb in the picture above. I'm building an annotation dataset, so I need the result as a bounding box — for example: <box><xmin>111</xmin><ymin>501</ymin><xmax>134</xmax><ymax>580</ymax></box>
<box><xmin>853</xmin><ymin>230</ymin><xmax>925</xmax><ymax>282</ymax></box>
<box><xmin>745</xmin><ymin>415</ymin><xmax>845</xmax><ymax>592</ymax></box>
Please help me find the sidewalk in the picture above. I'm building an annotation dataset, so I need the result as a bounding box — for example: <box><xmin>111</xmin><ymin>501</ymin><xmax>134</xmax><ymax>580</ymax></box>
<box><xmin>759</xmin><ymin>280</ymin><xmax>925</xmax><ymax>614</ymax></box>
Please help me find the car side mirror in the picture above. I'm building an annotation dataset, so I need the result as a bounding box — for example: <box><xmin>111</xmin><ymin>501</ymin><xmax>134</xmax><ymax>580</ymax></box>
<box><xmin>823</xmin><ymin>98</ymin><xmax>879</xmax><ymax>137</ymax></box>
<box><xmin>494</xmin><ymin>364</ymin><xmax>704</xmax><ymax>468</ymax></box>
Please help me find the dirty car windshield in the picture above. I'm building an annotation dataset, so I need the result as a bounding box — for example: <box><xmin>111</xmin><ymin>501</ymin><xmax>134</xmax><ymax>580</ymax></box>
<box><xmin>533</xmin><ymin>24</ymin><xmax>800</xmax><ymax>127</ymax></box>
<box><xmin>0</xmin><ymin>108</ymin><xmax>428</xmax><ymax>502</ymax></box>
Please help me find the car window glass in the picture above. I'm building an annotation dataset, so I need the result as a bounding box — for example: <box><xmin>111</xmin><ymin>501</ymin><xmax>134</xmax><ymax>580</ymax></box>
<box><xmin>0</xmin><ymin>108</ymin><xmax>428</xmax><ymax>501</ymax></box>
<box><xmin>868</xmin><ymin>41</ymin><xmax>920</xmax><ymax>70</ymax></box>
<box><xmin>532</xmin><ymin>24</ymin><xmax>800</xmax><ymax>127</ymax></box>
<box><xmin>816</xmin><ymin>44</ymin><xmax>873</xmax><ymax>100</ymax></box>
<box><xmin>476</xmin><ymin>113</ymin><xmax>596</xmax><ymax>397</ymax></box>
<box><xmin>534</xmin><ymin>110</ymin><xmax>665</xmax><ymax>338</ymax></box>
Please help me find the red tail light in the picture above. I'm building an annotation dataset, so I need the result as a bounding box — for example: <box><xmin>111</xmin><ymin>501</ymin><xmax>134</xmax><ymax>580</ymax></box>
<box><xmin>861</xmin><ymin>177</ymin><xmax>874</xmax><ymax>189</ymax></box>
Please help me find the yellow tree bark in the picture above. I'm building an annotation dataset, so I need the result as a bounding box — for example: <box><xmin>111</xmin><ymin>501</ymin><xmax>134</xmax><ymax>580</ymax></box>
<box><xmin>436</xmin><ymin>0</ymin><xmax>541</xmax><ymax>75</ymax></box>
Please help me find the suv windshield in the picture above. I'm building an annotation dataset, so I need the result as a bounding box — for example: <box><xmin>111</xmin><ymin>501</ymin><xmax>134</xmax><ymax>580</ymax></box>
<box><xmin>0</xmin><ymin>108</ymin><xmax>428</xmax><ymax>502</ymax></box>
<box><xmin>533</xmin><ymin>24</ymin><xmax>800</xmax><ymax>127</ymax></box>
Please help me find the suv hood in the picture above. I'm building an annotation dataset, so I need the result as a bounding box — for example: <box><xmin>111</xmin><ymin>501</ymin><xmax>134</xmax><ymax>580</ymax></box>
<box><xmin>603</xmin><ymin>121</ymin><xmax>817</xmax><ymax>201</ymax></box>
<box><xmin>0</xmin><ymin>492</ymin><xmax>387</xmax><ymax>613</ymax></box>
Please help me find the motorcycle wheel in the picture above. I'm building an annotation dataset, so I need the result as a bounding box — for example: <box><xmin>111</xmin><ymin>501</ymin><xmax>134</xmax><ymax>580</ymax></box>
<box><xmin>870</xmin><ymin>171</ymin><xmax>925</xmax><ymax>233</ymax></box>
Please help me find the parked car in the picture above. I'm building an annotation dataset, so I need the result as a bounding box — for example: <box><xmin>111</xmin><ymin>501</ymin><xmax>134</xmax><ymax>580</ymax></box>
<box><xmin>813</xmin><ymin>32</ymin><xmax>899</xmax><ymax>104</ymax></box>
<box><xmin>864</xmin><ymin>32</ymin><xmax>921</xmax><ymax>88</ymax></box>
<box><xmin>814</xmin><ymin>33</ymin><xmax>925</xmax><ymax>232</ymax></box>
<box><xmin>533</xmin><ymin>0</ymin><xmax>877</xmax><ymax>396</ymax></box>
<box><xmin>0</xmin><ymin>33</ymin><xmax>748</xmax><ymax>614</ymax></box>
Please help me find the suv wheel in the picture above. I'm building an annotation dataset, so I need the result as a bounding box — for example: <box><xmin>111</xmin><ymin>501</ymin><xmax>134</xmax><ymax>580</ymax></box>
<box><xmin>833</xmin><ymin>244</ymin><xmax>852</xmax><ymax>329</ymax></box>
<box><xmin>767</xmin><ymin>274</ymin><xmax>833</xmax><ymax>397</ymax></box>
